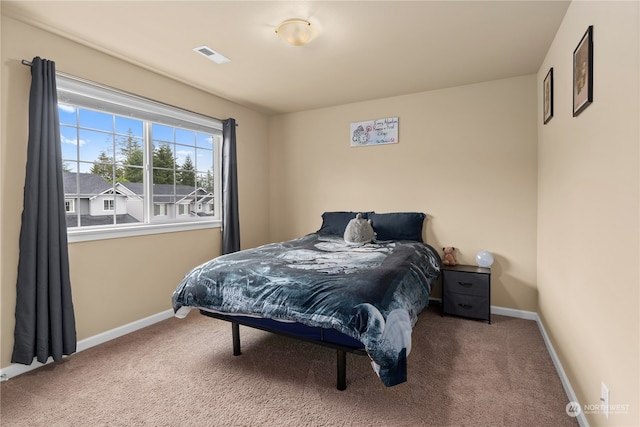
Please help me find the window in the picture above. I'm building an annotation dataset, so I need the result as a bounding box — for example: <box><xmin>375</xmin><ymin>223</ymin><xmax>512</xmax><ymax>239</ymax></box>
<box><xmin>103</xmin><ymin>199</ymin><xmax>114</xmax><ymax>211</ymax></box>
<box><xmin>57</xmin><ymin>75</ymin><xmax>222</xmax><ymax>242</ymax></box>
<box><xmin>153</xmin><ymin>204</ymin><xmax>166</xmax><ymax>216</ymax></box>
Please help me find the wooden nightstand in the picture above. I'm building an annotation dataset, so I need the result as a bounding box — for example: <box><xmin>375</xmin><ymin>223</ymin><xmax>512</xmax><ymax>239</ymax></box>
<box><xmin>441</xmin><ymin>264</ymin><xmax>491</xmax><ymax>323</ymax></box>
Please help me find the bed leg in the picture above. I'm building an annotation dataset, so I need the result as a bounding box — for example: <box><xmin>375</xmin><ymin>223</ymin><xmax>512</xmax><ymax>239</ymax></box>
<box><xmin>232</xmin><ymin>322</ymin><xmax>241</xmax><ymax>356</ymax></box>
<box><xmin>337</xmin><ymin>350</ymin><xmax>347</xmax><ymax>391</ymax></box>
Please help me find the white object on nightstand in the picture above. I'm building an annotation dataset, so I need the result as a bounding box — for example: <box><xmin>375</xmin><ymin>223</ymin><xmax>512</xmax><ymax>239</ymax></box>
<box><xmin>476</xmin><ymin>250</ymin><xmax>494</xmax><ymax>267</ymax></box>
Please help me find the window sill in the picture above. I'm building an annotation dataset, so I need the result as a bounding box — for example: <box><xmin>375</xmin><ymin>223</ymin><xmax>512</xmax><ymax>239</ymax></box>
<box><xmin>67</xmin><ymin>220</ymin><xmax>221</xmax><ymax>243</ymax></box>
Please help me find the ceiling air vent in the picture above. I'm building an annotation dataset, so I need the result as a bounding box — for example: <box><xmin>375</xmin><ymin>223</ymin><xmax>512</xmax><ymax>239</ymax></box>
<box><xmin>192</xmin><ymin>46</ymin><xmax>230</xmax><ymax>64</ymax></box>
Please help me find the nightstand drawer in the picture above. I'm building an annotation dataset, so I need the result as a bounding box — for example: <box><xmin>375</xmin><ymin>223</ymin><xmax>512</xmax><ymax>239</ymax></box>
<box><xmin>443</xmin><ymin>293</ymin><xmax>489</xmax><ymax>319</ymax></box>
<box><xmin>443</xmin><ymin>271</ymin><xmax>489</xmax><ymax>297</ymax></box>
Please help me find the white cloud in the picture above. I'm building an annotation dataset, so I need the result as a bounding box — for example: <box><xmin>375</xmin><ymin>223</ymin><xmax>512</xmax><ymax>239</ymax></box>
<box><xmin>58</xmin><ymin>103</ymin><xmax>76</xmax><ymax>113</ymax></box>
<box><xmin>61</xmin><ymin>135</ymin><xmax>86</xmax><ymax>146</ymax></box>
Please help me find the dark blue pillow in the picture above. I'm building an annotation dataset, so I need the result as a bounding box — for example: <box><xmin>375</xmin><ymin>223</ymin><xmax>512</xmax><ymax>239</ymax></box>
<box><xmin>369</xmin><ymin>212</ymin><xmax>426</xmax><ymax>242</ymax></box>
<box><xmin>317</xmin><ymin>211</ymin><xmax>373</xmax><ymax>236</ymax></box>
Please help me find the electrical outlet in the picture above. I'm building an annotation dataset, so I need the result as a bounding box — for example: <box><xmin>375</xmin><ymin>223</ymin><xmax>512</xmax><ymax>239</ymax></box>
<box><xmin>601</xmin><ymin>382</ymin><xmax>610</xmax><ymax>419</ymax></box>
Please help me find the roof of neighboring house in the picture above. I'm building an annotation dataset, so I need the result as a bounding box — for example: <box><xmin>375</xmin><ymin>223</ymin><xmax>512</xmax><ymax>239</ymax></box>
<box><xmin>64</xmin><ymin>172</ymin><xmax>213</xmax><ymax>204</ymax></box>
<box><xmin>63</xmin><ymin>172</ymin><xmax>112</xmax><ymax>196</ymax></box>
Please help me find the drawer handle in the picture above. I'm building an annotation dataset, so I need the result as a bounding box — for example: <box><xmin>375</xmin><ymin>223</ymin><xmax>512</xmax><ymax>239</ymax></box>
<box><xmin>458</xmin><ymin>303</ymin><xmax>473</xmax><ymax>310</ymax></box>
<box><xmin>458</xmin><ymin>282</ymin><xmax>473</xmax><ymax>287</ymax></box>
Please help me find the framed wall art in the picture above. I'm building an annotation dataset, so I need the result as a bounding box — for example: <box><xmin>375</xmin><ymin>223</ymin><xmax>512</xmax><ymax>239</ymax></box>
<box><xmin>573</xmin><ymin>25</ymin><xmax>593</xmax><ymax>117</ymax></box>
<box><xmin>350</xmin><ymin>117</ymin><xmax>398</xmax><ymax>147</ymax></box>
<box><xmin>543</xmin><ymin>67</ymin><xmax>553</xmax><ymax>124</ymax></box>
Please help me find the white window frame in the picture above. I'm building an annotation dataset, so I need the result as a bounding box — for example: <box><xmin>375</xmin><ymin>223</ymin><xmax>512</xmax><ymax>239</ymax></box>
<box><xmin>65</xmin><ymin>199</ymin><xmax>75</xmax><ymax>213</ymax></box>
<box><xmin>178</xmin><ymin>204</ymin><xmax>189</xmax><ymax>216</ymax></box>
<box><xmin>153</xmin><ymin>204</ymin><xmax>167</xmax><ymax>217</ymax></box>
<box><xmin>103</xmin><ymin>199</ymin><xmax>115</xmax><ymax>211</ymax></box>
<box><xmin>57</xmin><ymin>75</ymin><xmax>223</xmax><ymax>243</ymax></box>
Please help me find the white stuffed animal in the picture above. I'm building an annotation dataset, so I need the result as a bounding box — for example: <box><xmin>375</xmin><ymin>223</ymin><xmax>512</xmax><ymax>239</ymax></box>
<box><xmin>344</xmin><ymin>213</ymin><xmax>375</xmax><ymax>244</ymax></box>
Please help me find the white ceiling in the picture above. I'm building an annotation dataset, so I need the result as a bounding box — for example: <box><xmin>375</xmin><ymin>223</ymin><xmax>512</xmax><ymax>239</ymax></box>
<box><xmin>3</xmin><ymin>1</ymin><xmax>570</xmax><ymax>116</ymax></box>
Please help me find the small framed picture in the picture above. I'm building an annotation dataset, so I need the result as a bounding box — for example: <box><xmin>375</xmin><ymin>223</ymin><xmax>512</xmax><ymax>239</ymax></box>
<box><xmin>573</xmin><ymin>26</ymin><xmax>593</xmax><ymax>117</ymax></box>
<box><xmin>350</xmin><ymin>117</ymin><xmax>398</xmax><ymax>147</ymax></box>
<box><xmin>543</xmin><ymin>67</ymin><xmax>553</xmax><ymax>124</ymax></box>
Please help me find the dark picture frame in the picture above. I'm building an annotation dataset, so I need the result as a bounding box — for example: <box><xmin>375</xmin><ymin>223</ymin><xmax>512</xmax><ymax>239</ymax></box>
<box><xmin>543</xmin><ymin>67</ymin><xmax>553</xmax><ymax>124</ymax></box>
<box><xmin>573</xmin><ymin>26</ymin><xmax>593</xmax><ymax>117</ymax></box>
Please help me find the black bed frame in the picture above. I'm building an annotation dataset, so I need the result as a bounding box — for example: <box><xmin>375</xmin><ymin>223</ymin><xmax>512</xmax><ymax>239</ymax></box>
<box><xmin>200</xmin><ymin>310</ymin><xmax>367</xmax><ymax>390</ymax></box>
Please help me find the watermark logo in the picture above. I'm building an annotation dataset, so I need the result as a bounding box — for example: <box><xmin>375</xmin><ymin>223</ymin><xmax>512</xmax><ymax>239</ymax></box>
<box><xmin>566</xmin><ymin>401</ymin><xmax>582</xmax><ymax>417</ymax></box>
<box><xmin>566</xmin><ymin>401</ymin><xmax>631</xmax><ymax>417</ymax></box>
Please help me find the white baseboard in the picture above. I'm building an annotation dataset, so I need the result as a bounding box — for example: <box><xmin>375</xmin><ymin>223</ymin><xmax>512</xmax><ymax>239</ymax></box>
<box><xmin>0</xmin><ymin>309</ymin><xmax>174</xmax><ymax>382</ymax></box>
<box><xmin>491</xmin><ymin>305</ymin><xmax>538</xmax><ymax>320</ymax></box>
<box><xmin>534</xmin><ymin>312</ymin><xmax>589</xmax><ymax>427</ymax></box>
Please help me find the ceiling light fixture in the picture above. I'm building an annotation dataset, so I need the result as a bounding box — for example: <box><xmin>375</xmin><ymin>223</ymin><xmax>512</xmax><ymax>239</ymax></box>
<box><xmin>275</xmin><ymin>19</ymin><xmax>318</xmax><ymax>47</ymax></box>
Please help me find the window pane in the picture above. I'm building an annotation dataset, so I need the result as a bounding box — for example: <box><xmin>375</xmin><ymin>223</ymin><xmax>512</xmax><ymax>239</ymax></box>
<box><xmin>121</xmin><ymin>165</ymin><xmax>144</xmax><ymax>185</ymax></box>
<box><xmin>196</xmin><ymin>132</ymin><xmax>214</xmax><ymax>149</ymax></box>
<box><xmin>79</xmin><ymin>129</ymin><xmax>115</xmax><ymax>163</ymax></box>
<box><xmin>115</xmin><ymin>116</ymin><xmax>143</xmax><ymax>137</ymax></box>
<box><xmin>196</xmin><ymin>171</ymin><xmax>214</xmax><ymax>192</ymax></box>
<box><xmin>117</xmin><ymin>134</ymin><xmax>144</xmax><ymax>165</ymax></box>
<box><xmin>175</xmin><ymin>145</ymin><xmax>195</xmax><ymax>169</ymax></box>
<box><xmin>152</xmin><ymin>169</ymin><xmax>175</xmax><ymax>207</ymax></box>
<box><xmin>60</xmin><ymin>125</ymin><xmax>79</xmax><ymax>161</ymax></box>
<box><xmin>175</xmin><ymin>145</ymin><xmax>195</xmax><ymax>163</ymax></box>
<box><xmin>152</xmin><ymin>167</ymin><xmax>174</xmax><ymax>186</ymax></box>
<box><xmin>77</xmin><ymin>161</ymin><xmax>94</xmax><ymax>174</ymax></box>
<box><xmin>58</xmin><ymin>104</ymin><xmax>77</xmax><ymax>125</ymax></box>
<box><xmin>175</xmin><ymin>128</ymin><xmax>195</xmax><ymax>145</ymax></box>
<box><xmin>195</xmin><ymin>194</ymin><xmax>214</xmax><ymax>217</ymax></box>
<box><xmin>152</xmin><ymin>123</ymin><xmax>174</xmax><ymax>143</ymax></box>
<box><xmin>152</xmin><ymin>142</ymin><xmax>176</xmax><ymax>183</ymax></box>
<box><xmin>178</xmin><ymin>170</ymin><xmax>196</xmax><ymax>188</ymax></box>
<box><xmin>195</xmin><ymin>148</ymin><xmax>213</xmax><ymax>172</ymax></box>
<box><xmin>89</xmin><ymin>159</ymin><xmax>117</xmax><ymax>185</ymax></box>
<box><xmin>79</xmin><ymin>109</ymin><xmax>113</xmax><ymax>132</ymax></box>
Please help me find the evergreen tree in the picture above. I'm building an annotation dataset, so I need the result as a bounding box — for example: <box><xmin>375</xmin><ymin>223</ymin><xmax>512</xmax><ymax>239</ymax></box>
<box><xmin>90</xmin><ymin>151</ymin><xmax>117</xmax><ymax>183</ymax></box>
<box><xmin>177</xmin><ymin>154</ymin><xmax>195</xmax><ymax>187</ymax></box>
<box><xmin>153</xmin><ymin>143</ymin><xmax>176</xmax><ymax>185</ymax></box>
<box><xmin>119</xmin><ymin>131</ymin><xmax>143</xmax><ymax>183</ymax></box>
<box><xmin>197</xmin><ymin>170</ymin><xmax>214</xmax><ymax>192</ymax></box>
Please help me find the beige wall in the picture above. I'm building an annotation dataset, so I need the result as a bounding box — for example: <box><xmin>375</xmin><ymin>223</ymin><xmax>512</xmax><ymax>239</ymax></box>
<box><xmin>1</xmin><ymin>16</ymin><xmax>270</xmax><ymax>369</ymax></box>
<box><xmin>537</xmin><ymin>1</ymin><xmax>639</xmax><ymax>426</ymax></box>
<box><xmin>269</xmin><ymin>74</ymin><xmax>539</xmax><ymax>310</ymax></box>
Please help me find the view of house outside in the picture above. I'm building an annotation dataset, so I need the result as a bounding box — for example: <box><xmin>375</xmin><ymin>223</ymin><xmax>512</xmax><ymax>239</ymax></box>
<box><xmin>59</xmin><ymin>104</ymin><xmax>218</xmax><ymax>228</ymax></box>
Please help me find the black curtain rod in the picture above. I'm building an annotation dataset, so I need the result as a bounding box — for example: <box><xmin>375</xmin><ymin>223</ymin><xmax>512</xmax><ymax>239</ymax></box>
<box><xmin>21</xmin><ymin>59</ymin><xmax>238</xmax><ymax>126</ymax></box>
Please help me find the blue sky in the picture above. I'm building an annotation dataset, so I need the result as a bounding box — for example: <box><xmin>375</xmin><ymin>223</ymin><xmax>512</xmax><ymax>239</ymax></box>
<box><xmin>58</xmin><ymin>103</ymin><xmax>215</xmax><ymax>175</ymax></box>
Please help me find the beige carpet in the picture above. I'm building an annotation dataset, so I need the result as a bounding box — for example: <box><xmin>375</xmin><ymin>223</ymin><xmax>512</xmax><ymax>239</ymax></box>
<box><xmin>1</xmin><ymin>305</ymin><xmax>578</xmax><ymax>426</ymax></box>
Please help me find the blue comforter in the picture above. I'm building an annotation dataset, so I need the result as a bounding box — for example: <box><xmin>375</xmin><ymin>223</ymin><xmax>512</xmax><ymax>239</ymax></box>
<box><xmin>172</xmin><ymin>233</ymin><xmax>441</xmax><ymax>386</ymax></box>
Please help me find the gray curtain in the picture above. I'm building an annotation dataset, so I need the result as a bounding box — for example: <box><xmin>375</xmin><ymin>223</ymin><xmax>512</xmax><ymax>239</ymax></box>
<box><xmin>221</xmin><ymin>118</ymin><xmax>240</xmax><ymax>254</ymax></box>
<box><xmin>12</xmin><ymin>57</ymin><xmax>77</xmax><ymax>365</ymax></box>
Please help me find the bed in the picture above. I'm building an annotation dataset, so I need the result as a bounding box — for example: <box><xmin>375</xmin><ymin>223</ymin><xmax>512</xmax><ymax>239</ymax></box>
<box><xmin>172</xmin><ymin>211</ymin><xmax>441</xmax><ymax>389</ymax></box>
